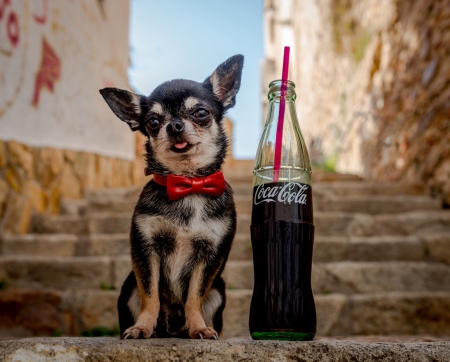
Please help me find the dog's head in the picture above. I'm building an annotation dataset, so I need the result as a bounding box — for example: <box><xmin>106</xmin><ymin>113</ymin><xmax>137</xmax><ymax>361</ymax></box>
<box><xmin>100</xmin><ymin>55</ymin><xmax>244</xmax><ymax>177</ymax></box>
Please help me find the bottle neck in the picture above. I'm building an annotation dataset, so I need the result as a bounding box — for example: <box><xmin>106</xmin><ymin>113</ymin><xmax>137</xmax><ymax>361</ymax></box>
<box><xmin>253</xmin><ymin>80</ymin><xmax>311</xmax><ymax>186</ymax></box>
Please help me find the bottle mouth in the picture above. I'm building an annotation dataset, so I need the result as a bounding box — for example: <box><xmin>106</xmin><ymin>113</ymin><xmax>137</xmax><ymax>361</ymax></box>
<box><xmin>269</xmin><ymin>79</ymin><xmax>295</xmax><ymax>88</ymax></box>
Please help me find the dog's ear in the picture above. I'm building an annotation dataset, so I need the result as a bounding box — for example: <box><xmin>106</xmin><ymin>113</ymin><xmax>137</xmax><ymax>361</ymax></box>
<box><xmin>99</xmin><ymin>88</ymin><xmax>144</xmax><ymax>131</ymax></box>
<box><xmin>205</xmin><ymin>54</ymin><xmax>244</xmax><ymax>110</ymax></box>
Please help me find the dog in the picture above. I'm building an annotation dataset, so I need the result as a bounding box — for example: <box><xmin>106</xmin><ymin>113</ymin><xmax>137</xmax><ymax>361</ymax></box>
<box><xmin>99</xmin><ymin>55</ymin><xmax>243</xmax><ymax>339</ymax></box>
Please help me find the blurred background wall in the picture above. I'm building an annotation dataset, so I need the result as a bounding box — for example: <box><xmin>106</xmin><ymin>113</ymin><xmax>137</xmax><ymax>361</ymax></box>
<box><xmin>0</xmin><ymin>0</ymin><xmax>146</xmax><ymax>234</ymax></box>
<box><xmin>262</xmin><ymin>0</ymin><xmax>450</xmax><ymax>205</ymax></box>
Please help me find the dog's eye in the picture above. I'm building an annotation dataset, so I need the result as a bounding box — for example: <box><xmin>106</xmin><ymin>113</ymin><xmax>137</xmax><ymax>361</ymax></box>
<box><xmin>193</xmin><ymin>109</ymin><xmax>209</xmax><ymax>119</ymax></box>
<box><xmin>147</xmin><ymin>118</ymin><xmax>160</xmax><ymax>129</ymax></box>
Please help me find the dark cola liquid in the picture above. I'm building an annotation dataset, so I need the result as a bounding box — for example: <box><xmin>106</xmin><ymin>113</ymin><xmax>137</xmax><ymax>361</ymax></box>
<box><xmin>249</xmin><ymin>181</ymin><xmax>316</xmax><ymax>340</ymax></box>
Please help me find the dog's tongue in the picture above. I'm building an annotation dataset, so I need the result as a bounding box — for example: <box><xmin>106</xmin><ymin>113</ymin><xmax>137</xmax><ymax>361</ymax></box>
<box><xmin>174</xmin><ymin>142</ymin><xmax>188</xmax><ymax>149</ymax></box>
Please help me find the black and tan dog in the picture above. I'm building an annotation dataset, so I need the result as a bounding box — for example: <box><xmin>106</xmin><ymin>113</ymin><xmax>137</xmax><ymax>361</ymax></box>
<box><xmin>99</xmin><ymin>55</ymin><xmax>243</xmax><ymax>339</ymax></box>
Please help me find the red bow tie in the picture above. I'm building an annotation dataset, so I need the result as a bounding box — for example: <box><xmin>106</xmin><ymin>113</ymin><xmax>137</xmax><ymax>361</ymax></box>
<box><xmin>152</xmin><ymin>171</ymin><xmax>226</xmax><ymax>201</ymax></box>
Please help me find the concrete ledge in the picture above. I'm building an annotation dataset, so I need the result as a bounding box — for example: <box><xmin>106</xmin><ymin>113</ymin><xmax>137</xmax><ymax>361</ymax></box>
<box><xmin>1</xmin><ymin>337</ymin><xmax>449</xmax><ymax>361</ymax></box>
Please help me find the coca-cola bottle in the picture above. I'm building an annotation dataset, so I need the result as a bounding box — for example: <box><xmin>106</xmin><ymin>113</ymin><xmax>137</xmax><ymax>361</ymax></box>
<box><xmin>249</xmin><ymin>79</ymin><xmax>316</xmax><ymax>340</ymax></box>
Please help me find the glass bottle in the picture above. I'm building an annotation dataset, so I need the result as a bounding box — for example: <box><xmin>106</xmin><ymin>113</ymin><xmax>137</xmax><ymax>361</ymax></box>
<box><xmin>249</xmin><ymin>80</ymin><xmax>316</xmax><ymax>341</ymax></box>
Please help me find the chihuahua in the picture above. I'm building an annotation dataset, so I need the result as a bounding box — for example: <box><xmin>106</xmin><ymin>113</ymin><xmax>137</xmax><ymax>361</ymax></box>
<box><xmin>99</xmin><ymin>55</ymin><xmax>243</xmax><ymax>339</ymax></box>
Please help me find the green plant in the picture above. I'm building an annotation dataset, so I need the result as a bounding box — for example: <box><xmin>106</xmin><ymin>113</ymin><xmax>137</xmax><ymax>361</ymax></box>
<box><xmin>0</xmin><ymin>280</ymin><xmax>7</xmax><ymax>290</ymax></box>
<box><xmin>100</xmin><ymin>282</ymin><xmax>115</xmax><ymax>290</ymax></box>
<box><xmin>52</xmin><ymin>329</ymin><xmax>62</xmax><ymax>337</ymax></box>
<box><xmin>81</xmin><ymin>325</ymin><xmax>120</xmax><ymax>337</ymax></box>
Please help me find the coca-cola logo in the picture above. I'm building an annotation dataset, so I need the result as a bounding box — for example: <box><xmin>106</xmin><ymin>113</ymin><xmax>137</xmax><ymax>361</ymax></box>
<box><xmin>254</xmin><ymin>182</ymin><xmax>309</xmax><ymax>205</ymax></box>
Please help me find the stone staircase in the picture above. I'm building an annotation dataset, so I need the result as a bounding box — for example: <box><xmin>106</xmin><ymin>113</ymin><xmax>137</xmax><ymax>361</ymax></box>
<box><xmin>1</xmin><ymin>163</ymin><xmax>450</xmax><ymax>339</ymax></box>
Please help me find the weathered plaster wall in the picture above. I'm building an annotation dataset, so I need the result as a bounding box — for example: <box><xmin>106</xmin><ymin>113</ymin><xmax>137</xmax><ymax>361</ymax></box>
<box><xmin>0</xmin><ymin>0</ymin><xmax>134</xmax><ymax>160</ymax></box>
<box><xmin>263</xmin><ymin>0</ymin><xmax>450</xmax><ymax>203</ymax></box>
<box><xmin>0</xmin><ymin>0</ymin><xmax>153</xmax><ymax>234</ymax></box>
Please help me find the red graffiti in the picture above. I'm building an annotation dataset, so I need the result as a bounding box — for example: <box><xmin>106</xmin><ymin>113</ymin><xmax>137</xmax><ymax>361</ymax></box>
<box><xmin>32</xmin><ymin>38</ymin><xmax>61</xmax><ymax>107</ymax></box>
<box><xmin>33</xmin><ymin>0</ymin><xmax>48</xmax><ymax>24</ymax></box>
<box><xmin>0</xmin><ymin>0</ymin><xmax>19</xmax><ymax>47</ymax></box>
<box><xmin>6</xmin><ymin>11</ymin><xmax>19</xmax><ymax>46</ymax></box>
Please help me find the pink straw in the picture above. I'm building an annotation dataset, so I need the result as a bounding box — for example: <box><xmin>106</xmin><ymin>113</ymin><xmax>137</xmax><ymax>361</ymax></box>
<box><xmin>273</xmin><ymin>46</ymin><xmax>290</xmax><ymax>182</ymax></box>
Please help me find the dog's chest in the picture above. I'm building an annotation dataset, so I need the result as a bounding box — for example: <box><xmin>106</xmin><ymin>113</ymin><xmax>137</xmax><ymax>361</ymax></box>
<box><xmin>136</xmin><ymin>195</ymin><xmax>230</xmax><ymax>299</ymax></box>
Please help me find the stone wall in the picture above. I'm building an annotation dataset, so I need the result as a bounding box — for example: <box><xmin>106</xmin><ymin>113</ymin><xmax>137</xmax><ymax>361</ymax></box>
<box><xmin>0</xmin><ymin>139</ymin><xmax>146</xmax><ymax>234</ymax></box>
<box><xmin>262</xmin><ymin>0</ymin><xmax>450</xmax><ymax>204</ymax></box>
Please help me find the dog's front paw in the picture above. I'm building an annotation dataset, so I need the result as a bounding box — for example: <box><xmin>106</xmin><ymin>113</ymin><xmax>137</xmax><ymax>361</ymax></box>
<box><xmin>122</xmin><ymin>324</ymin><xmax>154</xmax><ymax>339</ymax></box>
<box><xmin>189</xmin><ymin>327</ymin><xmax>219</xmax><ymax>340</ymax></box>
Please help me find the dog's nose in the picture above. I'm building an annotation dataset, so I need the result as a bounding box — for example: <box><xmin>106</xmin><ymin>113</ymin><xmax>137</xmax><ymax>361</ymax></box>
<box><xmin>166</xmin><ymin>120</ymin><xmax>185</xmax><ymax>135</ymax></box>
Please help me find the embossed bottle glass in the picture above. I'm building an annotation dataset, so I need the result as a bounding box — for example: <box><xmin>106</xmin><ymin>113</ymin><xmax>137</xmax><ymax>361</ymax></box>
<box><xmin>249</xmin><ymin>80</ymin><xmax>316</xmax><ymax>341</ymax></box>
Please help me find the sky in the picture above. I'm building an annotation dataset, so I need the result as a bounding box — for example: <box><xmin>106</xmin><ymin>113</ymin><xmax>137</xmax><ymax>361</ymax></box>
<box><xmin>128</xmin><ymin>0</ymin><xmax>264</xmax><ymax>159</ymax></box>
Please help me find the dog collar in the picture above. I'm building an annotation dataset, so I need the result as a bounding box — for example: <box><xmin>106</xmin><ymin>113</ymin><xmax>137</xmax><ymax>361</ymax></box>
<box><xmin>151</xmin><ymin>171</ymin><xmax>226</xmax><ymax>201</ymax></box>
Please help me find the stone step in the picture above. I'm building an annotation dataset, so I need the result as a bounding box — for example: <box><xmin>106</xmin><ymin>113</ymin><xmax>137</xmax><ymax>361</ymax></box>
<box><xmin>0</xmin><ymin>234</ymin><xmax>130</xmax><ymax>257</ymax></box>
<box><xmin>2</xmin><ymin>337</ymin><xmax>450</xmax><ymax>361</ymax></box>
<box><xmin>223</xmin><ymin>290</ymin><xmax>450</xmax><ymax>338</ymax></box>
<box><xmin>30</xmin><ymin>210</ymin><xmax>450</xmax><ymax>237</ymax></box>
<box><xmin>222</xmin><ymin>261</ymin><xmax>450</xmax><ymax>294</ymax></box>
<box><xmin>314</xmin><ymin>195</ymin><xmax>441</xmax><ymax>214</ymax></box>
<box><xmin>81</xmin><ymin>193</ymin><xmax>440</xmax><ymax>216</ymax></box>
<box><xmin>313</xmin><ymin>234</ymin><xmax>450</xmax><ymax>264</ymax></box>
<box><xmin>0</xmin><ymin>256</ymin><xmax>131</xmax><ymax>291</ymax></box>
<box><xmin>7</xmin><ymin>257</ymin><xmax>450</xmax><ymax>295</ymax></box>
<box><xmin>2</xmin><ymin>289</ymin><xmax>450</xmax><ymax>339</ymax></box>
<box><xmin>3</xmin><ymin>233</ymin><xmax>449</xmax><ymax>266</ymax></box>
<box><xmin>239</xmin><ymin>210</ymin><xmax>450</xmax><ymax>237</ymax></box>
<box><xmin>313</xmin><ymin>182</ymin><xmax>426</xmax><ymax>196</ymax></box>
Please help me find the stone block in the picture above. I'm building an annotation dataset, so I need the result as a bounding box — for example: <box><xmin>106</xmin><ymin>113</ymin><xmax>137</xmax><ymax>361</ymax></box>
<box><xmin>86</xmin><ymin>233</ymin><xmax>130</xmax><ymax>257</ymax></box>
<box><xmin>315</xmin><ymin>195</ymin><xmax>441</xmax><ymax>214</ymax></box>
<box><xmin>32</xmin><ymin>214</ymin><xmax>88</xmax><ymax>234</ymax></box>
<box><xmin>229</xmin><ymin>234</ymin><xmax>252</xmax><ymax>261</ymax></box>
<box><xmin>23</xmin><ymin>180</ymin><xmax>47</xmax><ymax>213</ymax></box>
<box><xmin>0</xmin><ymin>290</ymin><xmax>64</xmax><ymax>338</ymax></box>
<box><xmin>64</xmin><ymin>149</ymin><xmax>77</xmax><ymax>163</ymax></box>
<box><xmin>0</xmin><ymin>178</ymin><xmax>8</xmax><ymax>206</ymax></box>
<box><xmin>5</xmin><ymin>165</ymin><xmax>21</xmax><ymax>192</ymax></box>
<box><xmin>1</xmin><ymin>234</ymin><xmax>78</xmax><ymax>257</ymax></box>
<box><xmin>236</xmin><ymin>214</ymin><xmax>250</xmax><ymax>236</ymax></box>
<box><xmin>88</xmin><ymin>213</ymin><xmax>132</xmax><ymax>234</ymax></box>
<box><xmin>49</xmin><ymin>186</ymin><xmax>61</xmax><ymax>215</ymax></box>
<box><xmin>60</xmin><ymin>163</ymin><xmax>82</xmax><ymax>199</ymax></box>
<box><xmin>422</xmin><ymin>233</ymin><xmax>450</xmax><ymax>265</ymax></box>
<box><xmin>6</xmin><ymin>141</ymin><xmax>34</xmax><ymax>178</ymax></box>
<box><xmin>235</xmin><ymin>195</ymin><xmax>252</xmax><ymax>215</ymax></box>
<box><xmin>112</xmin><ymin>256</ymin><xmax>132</xmax><ymax>289</ymax></box>
<box><xmin>223</xmin><ymin>261</ymin><xmax>253</xmax><ymax>290</ymax></box>
<box><xmin>312</xmin><ymin>261</ymin><xmax>450</xmax><ymax>295</ymax></box>
<box><xmin>63</xmin><ymin>290</ymin><xmax>119</xmax><ymax>334</ymax></box>
<box><xmin>0</xmin><ymin>256</ymin><xmax>112</xmax><ymax>290</ymax></box>
<box><xmin>1</xmin><ymin>337</ymin><xmax>450</xmax><ymax>361</ymax></box>
<box><xmin>313</xmin><ymin>237</ymin><xmax>348</xmax><ymax>262</ymax></box>
<box><xmin>36</xmin><ymin>148</ymin><xmax>64</xmax><ymax>188</ymax></box>
<box><xmin>350</xmin><ymin>292</ymin><xmax>450</xmax><ymax>336</ymax></box>
<box><xmin>2</xmin><ymin>194</ymin><xmax>32</xmax><ymax>234</ymax></box>
<box><xmin>222</xmin><ymin>289</ymin><xmax>252</xmax><ymax>338</ymax></box>
<box><xmin>346</xmin><ymin>236</ymin><xmax>424</xmax><ymax>261</ymax></box>
<box><xmin>315</xmin><ymin>294</ymin><xmax>349</xmax><ymax>336</ymax></box>
<box><xmin>0</xmin><ymin>141</ymin><xmax>6</xmax><ymax>168</ymax></box>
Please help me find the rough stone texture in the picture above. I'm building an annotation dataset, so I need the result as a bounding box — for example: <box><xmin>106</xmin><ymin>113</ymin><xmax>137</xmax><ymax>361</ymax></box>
<box><xmin>0</xmin><ymin>257</ymin><xmax>112</xmax><ymax>291</ymax></box>
<box><xmin>0</xmin><ymin>291</ymin><xmax>64</xmax><ymax>339</ymax></box>
<box><xmin>312</xmin><ymin>262</ymin><xmax>450</xmax><ymax>295</ymax></box>
<box><xmin>0</xmin><ymin>140</ymin><xmax>147</xmax><ymax>235</ymax></box>
<box><xmin>263</xmin><ymin>0</ymin><xmax>450</xmax><ymax>204</ymax></box>
<box><xmin>350</xmin><ymin>292</ymin><xmax>450</xmax><ymax>336</ymax></box>
<box><xmin>1</xmin><ymin>338</ymin><xmax>450</xmax><ymax>362</ymax></box>
<box><xmin>1</xmin><ymin>234</ymin><xmax>78</xmax><ymax>257</ymax></box>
